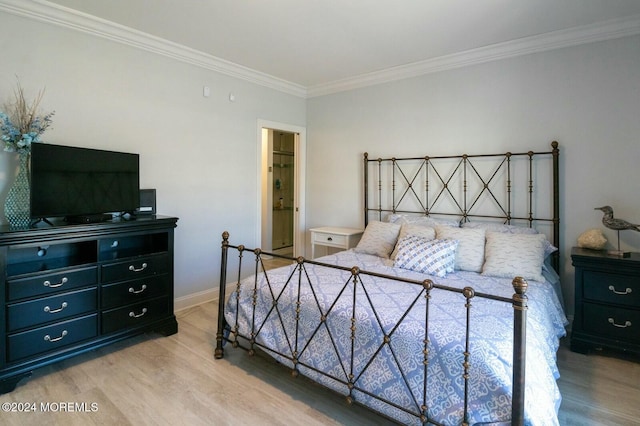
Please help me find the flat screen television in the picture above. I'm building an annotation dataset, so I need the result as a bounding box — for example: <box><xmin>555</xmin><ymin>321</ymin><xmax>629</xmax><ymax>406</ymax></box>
<box><xmin>30</xmin><ymin>143</ymin><xmax>140</xmax><ymax>222</ymax></box>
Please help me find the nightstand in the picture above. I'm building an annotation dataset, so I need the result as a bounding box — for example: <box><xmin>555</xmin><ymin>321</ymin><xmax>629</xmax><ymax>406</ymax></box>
<box><xmin>571</xmin><ymin>247</ymin><xmax>640</xmax><ymax>357</ymax></box>
<box><xmin>309</xmin><ymin>227</ymin><xmax>363</xmax><ymax>259</ymax></box>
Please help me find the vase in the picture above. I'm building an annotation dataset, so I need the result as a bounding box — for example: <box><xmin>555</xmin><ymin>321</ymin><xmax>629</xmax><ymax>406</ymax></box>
<box><xmin>4</xmin><ymin>151</ymin><xmax>31</xmax><ymax>228</ymax></box>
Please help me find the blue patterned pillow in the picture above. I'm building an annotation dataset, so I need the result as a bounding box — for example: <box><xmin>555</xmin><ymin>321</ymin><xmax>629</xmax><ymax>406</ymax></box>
<box><xmin>393</xmin><ymin>236</ymin><xmax>458</xmax><ymax>278</ymax></box>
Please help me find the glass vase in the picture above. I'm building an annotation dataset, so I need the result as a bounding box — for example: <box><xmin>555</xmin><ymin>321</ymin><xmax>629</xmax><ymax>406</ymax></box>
<box><xmin>4</xmin><ymin>151</ymin><xmax>31</xmax><ymax>228</ymax></box>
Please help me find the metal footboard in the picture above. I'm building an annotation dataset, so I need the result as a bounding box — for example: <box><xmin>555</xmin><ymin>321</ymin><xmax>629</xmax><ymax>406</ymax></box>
<box><xmin>215</xmin><ymin>232</ymin><xmax>528</xmax><ymax>426</ymax></box>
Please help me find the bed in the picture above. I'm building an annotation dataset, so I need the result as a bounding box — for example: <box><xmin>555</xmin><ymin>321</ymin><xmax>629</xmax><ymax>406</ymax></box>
<box><xmin>215</xmin><ymin>141</ymin><xmax>566</xmax><ymax>425</ymax></box>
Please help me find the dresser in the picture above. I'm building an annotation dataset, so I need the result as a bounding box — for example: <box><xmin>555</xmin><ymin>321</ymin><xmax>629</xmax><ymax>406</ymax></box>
<box><xmin>0</xmin><ymin>216</ymin><xmax>178</xmax><ymax>393</ymax></box>
<box><xmin>571</xmin><ymin>247</ymin><xmax>640</xmax><ymax>357</ymax></box>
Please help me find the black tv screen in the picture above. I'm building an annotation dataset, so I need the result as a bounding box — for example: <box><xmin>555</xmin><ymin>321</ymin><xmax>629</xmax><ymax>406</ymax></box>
<box><xmin>30</xmin><ymin>143</ymin><xmax>140</xmax><ymax>220</ymax></box>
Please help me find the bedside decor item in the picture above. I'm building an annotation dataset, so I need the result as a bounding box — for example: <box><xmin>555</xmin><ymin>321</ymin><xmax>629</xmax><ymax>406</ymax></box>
<box><xmin>577</xmin><ymin>228</ymin><xmax>607</xmax><ymax>250</ymax></box>
<box><xmin>1</xmin><ymin>81</ymin><xmax>54</xmax><ymax>227</ymax></box>
<box><xmin>595</xmin><ymin>206</ymin><xmax>639</xmax><ymax>257</ymax></box>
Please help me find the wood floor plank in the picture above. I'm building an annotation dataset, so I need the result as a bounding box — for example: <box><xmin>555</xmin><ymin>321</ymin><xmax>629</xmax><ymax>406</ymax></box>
<box><xmin>0</xmin><ymin>300</ymin><xmax>638</xmax><ymax>425</ymax></box>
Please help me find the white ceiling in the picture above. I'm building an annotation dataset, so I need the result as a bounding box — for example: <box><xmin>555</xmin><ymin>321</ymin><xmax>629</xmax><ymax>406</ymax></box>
<box><xmin>27</xmin><ymin>0</ymin><xmax>640</xmax><ymax>94</ymax></box>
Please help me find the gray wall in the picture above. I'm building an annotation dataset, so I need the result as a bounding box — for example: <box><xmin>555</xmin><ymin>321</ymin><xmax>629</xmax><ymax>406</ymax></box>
<box><xmin>0</xmin><ymin>11</ymin><xmax>306</xmax><ymax>305</ymax></box>
<box><xmin>2</xmin><ymin>6</ymin><xmax>639</xmax><ymax>316</ymax></box>
<box><xmin>306</xmin><ymin>34</ymin><xmax>640</xmax><ymax>315</ymax></box>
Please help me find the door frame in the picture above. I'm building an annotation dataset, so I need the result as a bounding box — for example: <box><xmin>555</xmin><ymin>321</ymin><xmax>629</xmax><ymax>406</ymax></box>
<box><xmin>257</xmin><ymin>119</ymin><xmax>306</xmax><ymax>257</ymax></box>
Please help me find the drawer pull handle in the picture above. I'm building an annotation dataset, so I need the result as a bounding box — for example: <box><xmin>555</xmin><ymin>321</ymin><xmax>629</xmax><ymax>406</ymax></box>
<box><xmin>44</xmin><ymin>301</ymin><xmax>68</xmax><ymax>314</ymax></box>
<box><xmin>327</xmin><ymin>237</ymin><xmax>333</xmax><ymax>241</ymax></box>
<box><xmin>608</xmin><ymin>318</ymin><xmax>632</xmax><ymax>328</ymax></box>
<box><xmin>129</xmin><ymin>284</ymin><xmax>147</xmax><ymax>294</ymax></box>
<box><xmin>129</xmin><ymin>263</ymin><xmax>148</xmax><ymax>272</ymax></box>
<box><xmin>129</xmin><ymin>307</ymin><xmax>148</xmax><ymax>318</ymax></box>
<box><xmin>43</xmin><ymin>277</ymin><xmax>68</xmax><ymax>288</ymax></box>
<box><xmin>44</xmin><ymin>330</ymin><xmax>68</xmax><ymax>342</ymax></box>
<box><xmin>608</xmin><ymin>285</ymin><xmax>632</xmax><ymax>295</ymax></box>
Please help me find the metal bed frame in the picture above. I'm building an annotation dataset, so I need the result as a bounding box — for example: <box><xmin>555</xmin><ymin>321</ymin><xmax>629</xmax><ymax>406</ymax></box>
<box><xmin>364</xmin><ymin>141</ymin><xmax>559</xmax><ymax>271</ymax></box>
<box><xmin>215</xmin><ymin>141</ymin><xmax>560</xmax><ymax>425</ymax></box>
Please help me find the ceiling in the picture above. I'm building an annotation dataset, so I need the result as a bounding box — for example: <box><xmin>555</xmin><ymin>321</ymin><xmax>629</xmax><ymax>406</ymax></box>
<box><xmin>31</xmin><ymin>1</ymin><xmax>640</xmax><ymax>94</ymax></box>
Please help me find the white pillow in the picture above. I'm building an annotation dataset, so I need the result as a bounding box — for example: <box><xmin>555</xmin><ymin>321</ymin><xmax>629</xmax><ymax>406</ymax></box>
<box><xmin>386</xmin><ymin>213</ymin><xmax>460</xmax><ymax>228</ymax></box>
<box><xmin>462</xmin><ymin>221</ymin><xmax>538</xmax><ymax>234</ymax></box>
<box><xmin>393</xmin><ymin>236</ymin><xmax>458</xmax><ymax>278</ymax></box>
<box><xmin>436</xmin><ymin>226</ymin><xmax>485</xmax><ymax>272</ymax></box>
<box><xmin>353</xmin><ymin>221</ymin><xmax>401</xmax><ymax>258</ymax></box>
<box><xmin>390</xmin><ymin>223</ymin><xmax>436</xmax><ymax>260</ymax></box>
<box><xmin>463</xmin><ymin>221</ymin><xmax>557</xmax><ymax>259</ymax></box>
<box><xmin>482</xmin><ymin>232</ymin><xmax>546</xmax><ymax>282</ymax></box>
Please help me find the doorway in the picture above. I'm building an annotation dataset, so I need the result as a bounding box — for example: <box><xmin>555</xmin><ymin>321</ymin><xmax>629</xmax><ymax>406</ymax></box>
<box><xmin>257</xmin><ymin>120</ymin><xmax>306</xmax><ymax>258</ymax></box>
<box><xmin>269</xmin><ymin>130</ymin><xmax>295</xmax><ymax>254</ymax></box>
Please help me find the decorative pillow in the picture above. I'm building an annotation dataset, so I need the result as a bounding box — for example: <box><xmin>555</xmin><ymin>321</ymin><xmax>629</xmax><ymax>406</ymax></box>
<box><xmin>462</xmin><ymin>221</ymin><xmax>538</xmax><ymax>235</ymax></box>
<box><xmin>463</xmin><ymin>221</ymin><xmax>557</xmax><ymax>258</ymax></box>
<box><xmin>386</xmin><ymin>213</ymin><xmax>460</xmax><ymax>228</ymax></box>
<box><xmin>436</xmin><ymin>226</ymin><xmax>485</xmax><ymax>272</ymax></box>
<box><xmin>393</xmin><ymin>236</ymin><xmax>458</xmax><ymax>278</ymax></box>
<box><xmin>353</xmin><ymin>221</ymin><xmax>401</xmax><ymax>258</ymax></box>
<box><xmin>390</xmin><ymin>223</ymin><xmax>436</xmax><ymax>260</ymax></box>
<box><xmin>482</xmin><ymin>232</ymin><xmax>546</xmax><ymax>282</ymax></box>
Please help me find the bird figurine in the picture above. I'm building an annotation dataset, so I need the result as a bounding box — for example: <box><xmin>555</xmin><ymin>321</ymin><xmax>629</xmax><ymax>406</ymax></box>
<box><xmin>595</xmin><ymin>205</ymin><xmax>639</xmax><ymax>256</ymax></box>
<box><xmin>595</xmin><ymin>206</ymin><xmax>640</xmax><ymax>231</ymax></box>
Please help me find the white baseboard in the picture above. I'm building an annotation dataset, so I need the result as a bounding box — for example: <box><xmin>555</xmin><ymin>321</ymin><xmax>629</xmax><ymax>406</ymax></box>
<box><xmin>174</xmin><ymin>288</ymin><xmax>218</xmax><ymax>312</ymax></box>
<box><xmin>173</xmin><ymin>282</ymin><xmax>237</xmax><ymax>311</ymax></box>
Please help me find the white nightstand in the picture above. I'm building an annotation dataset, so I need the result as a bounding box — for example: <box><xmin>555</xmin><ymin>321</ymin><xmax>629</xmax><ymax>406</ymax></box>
<box><xmin>309</xmin><ymin>227</ymin><xmax>364</xmax><ymax>259</ymax></box>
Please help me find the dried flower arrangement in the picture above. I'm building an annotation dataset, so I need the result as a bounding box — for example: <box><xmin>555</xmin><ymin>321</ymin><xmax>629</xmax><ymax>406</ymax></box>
<box><xmin>0</xmin><ymin>81</ymin><xmax>54</xmax><ymax>154</ymax></box>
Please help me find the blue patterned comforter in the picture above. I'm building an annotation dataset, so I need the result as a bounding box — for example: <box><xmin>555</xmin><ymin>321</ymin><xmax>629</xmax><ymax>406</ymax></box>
<box><xmin>224</xmin><ymin>250</ymin><xmax>568</xmax><ymax>425</ymax></box>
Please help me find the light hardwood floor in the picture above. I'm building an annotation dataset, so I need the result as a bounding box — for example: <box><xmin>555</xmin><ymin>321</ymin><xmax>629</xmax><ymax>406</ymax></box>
<box><xmin>1</xmin><ymin>300</ymin><xmax>639</xmax><ymax>425</ymax></box>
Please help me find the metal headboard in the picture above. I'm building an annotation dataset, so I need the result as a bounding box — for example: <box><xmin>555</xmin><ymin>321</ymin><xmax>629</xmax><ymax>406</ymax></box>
<box><xmin>364</xmin><ymin>141</ymin><xmax>560</xmax><ymax>271</ymax></box>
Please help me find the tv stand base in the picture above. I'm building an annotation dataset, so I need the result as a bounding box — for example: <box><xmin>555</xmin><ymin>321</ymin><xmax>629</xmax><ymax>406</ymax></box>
<box><xmin>66</xmin><ymin>213</ymin><xmax>112</xmax><ymax>224</ymax></box>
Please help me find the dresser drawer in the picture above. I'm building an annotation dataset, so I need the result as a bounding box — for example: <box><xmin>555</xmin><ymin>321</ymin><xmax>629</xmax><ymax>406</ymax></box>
<box><xmin>7</xmin><ymin>314</ymin><xmax>98</xmax><ymax>362</ymax></box>
<box><xmin>7</xmin><ymin>267</ymin><xmax>98</xmax><ymax>301</ymax></box>
<box><xmin>101</xmin><ymin>296</ymin><xmax>169</xmax><ymax>334</ymax></box>
<box><xmin>101</xmin><ymin>275</ymin><xmax>169</xmax><ymax>309</ymax></box>
<box><xmin>101</xmin><ymin>253</ymin><xmax>169</xmax><ymax>283</ymax></box>
<box><xmin>583</xmin><ymin>270</ymin><xmax>640</xmax><ymax>307</ymax></box>
<box><xmin>312</xmin><ymin>232</ymin><xmax>347</xmax><ymax>246</ymax></box>
<box><xmin>582</xmin><ymin>302</ymin><xmax>640</xmax><ymax>343</ymax></box>
<box><xmin>7</xmin><ymin>287</ymin><xmax>97</xmax><ymax>332</ymax></box>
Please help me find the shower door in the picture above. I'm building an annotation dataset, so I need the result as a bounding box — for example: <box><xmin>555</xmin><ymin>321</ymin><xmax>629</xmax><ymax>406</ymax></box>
<box><xmin>271</xmin><ymin>132</ymin><xmax>294</xmax><ymax>251</ymax></box>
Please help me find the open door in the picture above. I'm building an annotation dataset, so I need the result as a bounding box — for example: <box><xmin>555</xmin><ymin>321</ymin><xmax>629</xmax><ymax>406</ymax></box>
<box><xmin>257</xmin><ymin>120</ymin><xmax>306</xmax><ymax>257</ymax></box>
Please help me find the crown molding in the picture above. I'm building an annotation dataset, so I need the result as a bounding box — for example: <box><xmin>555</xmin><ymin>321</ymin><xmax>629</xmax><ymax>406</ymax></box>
<box><xmin>306</xmin><ymin>14</ymin><xmax>640</xmax><ymax>98</ymax></box>
<box><xmin>2</xmin><ymin>0</ymin><xmax>639</xmax><ymax>99</ymax></box>
<box><xmin>0</xmin><ymin>0</ymin><xmax>308</xmax><ymax>98</ymax></box>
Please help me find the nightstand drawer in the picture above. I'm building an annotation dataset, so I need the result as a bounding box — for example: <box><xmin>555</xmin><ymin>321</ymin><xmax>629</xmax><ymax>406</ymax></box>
<box><xmin>312</xmin><ymin>232</ymin><xmax>347</xmax><ymax>246</ymax></box>
<box><xmin>101</xmin><ymin>253</ymin><xmax>169</xmax><ymax>283</ymax></box>
<box><xmin>101</xmin><ymin>296</ymin><xmax>169</xmax><ymax>334</ymax></box>
<box><xmin>582</xmin><ymin>303</ymin><xmax>640</xmax><ymax>343</ymax></box>
<box><xmin>7</xmin><ymin>287</ymin><xmax>97</xmax><ymax>332</ymax></box>
<box><xmin>7</xmin><ymin>267</ymin><xmax>98</xmax><ymax>301</ymax></box>
<box><xmin>583</xmin><ymin>270</ymin><xmax>640</xmax><ymax>307</ymax></box>
<box><xmin>7</xmin><ymin>314</ymin><xmax>98</xmax><ymax>362</ymax></box>
<box><xmin>101</xmin><ymin>275</ymin><xmax>169</xmax><ymax>309</ymax></box>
